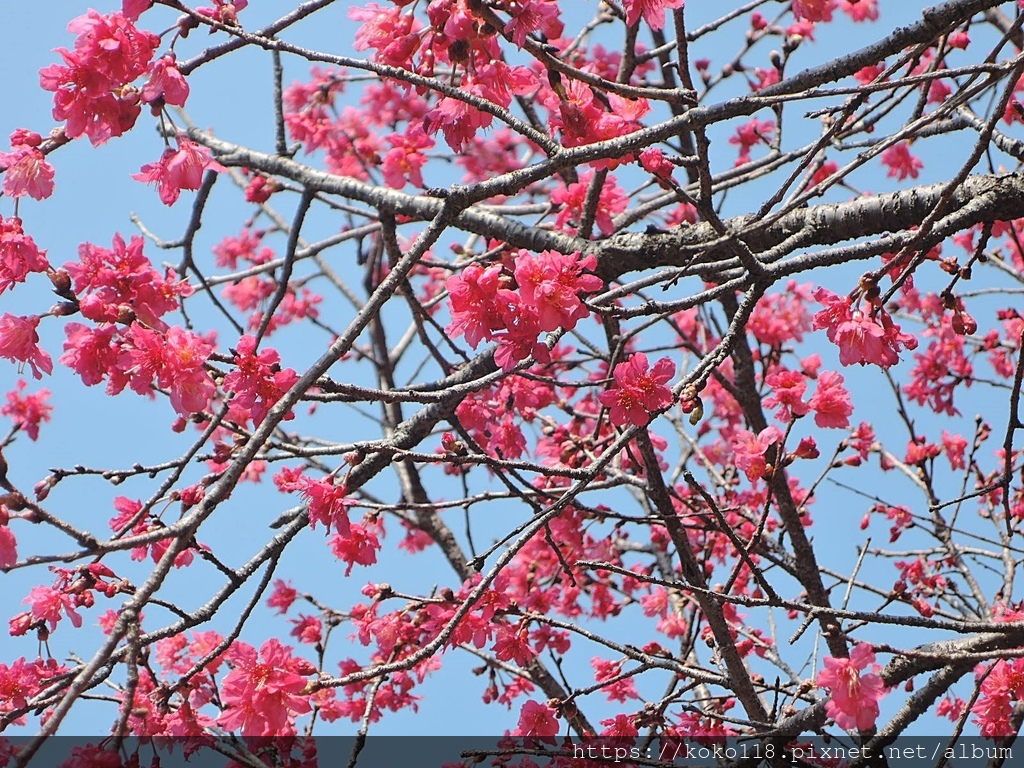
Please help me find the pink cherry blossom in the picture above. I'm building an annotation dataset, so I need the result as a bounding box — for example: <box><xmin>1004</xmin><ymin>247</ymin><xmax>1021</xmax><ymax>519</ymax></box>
<box><xmin>621</xmin><ymin>0</ymin><xmax>685</xmax><ymax>30</ymax></box>
<box><xmin>141</xmin><ymin>54</ymin><xmax>189</xmax><ymax>108</ymax></box>
<box><xmin>2</xmin><ymin>380</ymin><xmax>53</xmax><ymax>441</ymax></box>
<box><xmin>763</xmin><ymin>368</ymin><xmax>810</xmax><ymax>422</ymax></box>
<box><xmin>730</xmin><ymin>426</ymin><xmax>783</xmax><ymax>482</ymax></box>
<box><xmin>299</xmin><ymin>476</ymin><xmax>353</xmax><ymax>535</ymax></box>
<box><xmin>503</xmin><ymin>0</ymin><xmax>563</xmax><ymax>48</ymax></box>
<box><xmin>881</xmin><ymin>142</ymin><xmax>923</xmax><ymax>181</ymax></box>
<box><xmin>817</xmin><ymin>643</ymin><xmax>886</xmax><ymax>731</ymax></box>
<box><xmin>217</xmin><ymin>638</ymin><xmax>313</xmax><ymax>735</ymax></box>
<box><xmin>133</xmin><ymin>136</ymin><xmax>226</xmax><ymax>205</ymax></box>
<box><xmin>515</xmin><ymin>699</ymin><xmax>559</xmax><ymax>737</ymax></box>
<box><xmin>0</xmin><ymin>131</ymin><xmax>55</xmax><ymax>200</ymax></box>
<box><xmin>38</xmin><ymin>11</ymin><xmax>158</xmax><ymax>145</ymax></box>
<box><xmin>267</xmin><ymin>580</ymin><xmax>298</xmax><ymax>614</ymax></box>
<box><xmin>0</xmin><ymin>314</ymin><xmax>53</xmax><ymax>380</ymax></box>
<box><xmin>808</xmin><ymin>370</ymin><xmax>853</xmax><ymax>429</ymax></box>
<box><xmin>513</xmin><ymin>250</ymin><xmax>602</xmax><ymax>332</ymax></box>
<box><xmin>792</xmin><ymin>0</ymin><xmax>836</xmax><ymax>22</ymax></box>
<box><xmin>812</xmin><ymin>288</ymin><xmax>918</xmax><ymax>367</ymax></box>
<box><xmin>552</xmin><ymin>171</ymin><xmax>628</xmax><ymax>237</ymax></box>
<box><xmin>223</xmin><ymin>335</ymin><xmax>300</xmax><ymax>427</ymax></box>
<box><xmin>599</xmin><ymin>353</ymin><xmax>675</xmax><ymax>427</ymax></box>
<box><xmin>0</xmin><ymin>527</ymin><xmax>17</xmax><ymax>570</ymax></box>
<box><xmin>446</xmin><ymin>263</ymin><xmax>505</xmax><ymax>348</ymax></box>
<box><xmin>0</xmin><ymin>216</ymin><xmax>50</xmax><ymax>294</ymax></box>
<box><xmin>838</xmin><ymin>0</ymin><xmax>878</xmax><ymax>21</ymax></box>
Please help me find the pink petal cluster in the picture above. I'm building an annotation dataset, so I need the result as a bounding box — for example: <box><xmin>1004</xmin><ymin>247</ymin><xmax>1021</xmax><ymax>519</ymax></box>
<box><xmin>817</xmin><ymin>643</ymin><xmax>886</xmax><ymax>731</ymax></box>
<box><xmin>881</xmin><ymin>142</ymin><xmax>923</xmax><ymax>181</ymax></box>
<box><xmin>140</xmin><ymin>54</ymin><xmax>189</xmax><ymax>109</ymax></box>
<box><xmin>813</xmin><ymin>288</ymin><xmax>918</xmax><ymax>367</ymax></box>
<box><xmin>1</xmin><ymin>380</ymin><xmax>53</xmax><ymax>441</ymax></box>
<box><xmin>298</xmin><ymin>476</ymin><xmax>353</xmax><ymax>536</ymax></box>
<box><xmin>730</xmin><ymin>426</ymin><xmax>783</xmax><ymax>482</ymax></box>
<box><xmin>0</xmin><ymin>216</ymin><xmax>50</xmax><ymax>295</ymax></box>
<box><xmin>39</xmin><ymin>10</ymin><xmax>160</xmax><ymax>145</ymax></box>
<box><xmin>807</xmin><ymin>370</ymin><xmax>853</xmax><ymax>429</ymax></box>
<box><xmin>622</xmin><ymin>0</ymin><xmax>686</xmax><ymax>30</ymax></box>
<box><xmin>0</xmin><ymin>526</ymin><xmax>16</xmax><ymax>570</ymax></box>
<box><xmin>65</xmin><ymin>233</ymin><xmax>193</xmax><ymax>328</ymax></box>
<box><xmin>515</xmin><ymin>699</ymin><xmax>559</xmax><ymax>738</ymax></box>
<box><xmin>514</xmin><ymin>250</ymin><xmax>602</xmax><ymax>331</ymax></box>
<box><xmin>0</xmin><ymin>314</ymin><xmax>53</xmax><ymax>380</ymax></box>
<box><xmin>792</xmin><ymin>0</ymin><xmax>836</xmax><ymax>22</ymax></box>
<box><xmin>763</xmin><ymin>369</ymin><xmax>810</xmax><ymax>422</ymax></box>
<box><xmin>598</xmin><ymin>353</ymin><xmax>675</xmax><ymax>427</ymax></box>
<box><xmin>217</xmin><ymin>638</ymin><xmax>314</xmax><ymax>735</ymax></box>
<box><xmin>132</xmin><ymin>136</ymin><xmax>226</xmax><ymax>206</ymax></box>
<box><xmin>61</xmin><ymin>322</ymin><xmax>216</xmax><ymax>416</ymax></box>
<box><xmin>0</xmin><ymin>130</ymin><xmax>55</xmax><ymax>200</ymax></box>
<box><xmin>381</xmin><ymin>124</ymin><xmax>434</xmax><ymax>189</ymax></box>
<box><xmin>552</xmin><ymin>171</ymin><xmax>629</xmax><ymax>237</ymax></box>
<box><xmin>446</xmin><ymin>251</ymin><xmax>602</xmax><ymax>371</ymax></box>
<box><xmin>222</xmin><ymin>335</ymin><xmax>300</xmax><ymax>427</ymax></box>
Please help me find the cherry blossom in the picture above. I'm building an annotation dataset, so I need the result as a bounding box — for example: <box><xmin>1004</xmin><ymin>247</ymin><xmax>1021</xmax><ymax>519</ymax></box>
<box><xmin>217</xmin><ymin>638</ymin><xmax>314</xmax><ymax>735</ymax></box>
<box><xmin>731</xmin><ymin>426</ymin><xmax>783</xmax><ymax>482</ymax></box>
<box><xmin>0</xmin><ymin>314</ymin><xmax>53</xmax><ymax>379</ymax></box>
<box><xmin>817</xmin><ymin>643</ymin><xmax>886</xmax><ymax>731</ymax></box>
<box><xmin>881</xmin><ymin>142</ymin><xmax>924</xmax><ymax>181</ymax></box>
<box><xmin>813</xmin><ymin>288</ymin><xmax>918</xmax><ymax>367</ymax></box>
<box><xmin>0</xmin><ymin>131</ymin><xmax>55</xmax><ymax>200</ymax></box>
<box><xmin>132</xmin><ymin>136</ymin><xmax>226</xmax><ymax>205</ymax></box>
<box><xmin>599</xmin><ymin>353</ymin><xmax>675</xmax><ymax>427</ymax></box>
<box><xmin>621</xmin><ymin>0</ymin><xmax>685</xmax><ymax>30</ymax></box>
<box><xmin>2</xmin><ymin>380</ymin><xmax>52</xmax><ymax>441</ymax></box>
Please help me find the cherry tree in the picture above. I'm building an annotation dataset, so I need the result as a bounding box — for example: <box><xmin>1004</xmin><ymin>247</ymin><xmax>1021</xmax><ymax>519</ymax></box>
<box><xmin>3</xmin><ymin>0</ymin><xmax>1024</xmax><ymax>764</ymax></box>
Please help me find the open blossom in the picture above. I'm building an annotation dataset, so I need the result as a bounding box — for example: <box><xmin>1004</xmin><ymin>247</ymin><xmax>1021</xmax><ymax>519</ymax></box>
<box><xmin>0</xmin><ymin>131</ymin><xmax>55</xmax><ymax>200</ymax></box>
<box><xmin>446</xmin><ymin>263</ymin><xmax>505</xmax><ymax>348</ymax></box>
<box><xmin>132</xmin><ymin>136</ymin><xmax>226</xmax><ymax>205</ymax></box>
<box><xmin>0</xmin><ymin>216</ymin><xmax>50</xmax><ymax>295</ymax></box>
<box><xmin>552</xmin><ymin>171</ymin><xmax>628</xmax><ymax>237</ymax></box>
<box><xmin>38</xmin><ymin>10</ymin><xmax>158</xmax><ymax>145</ymax></box>
<box><xmin>881</xmin><ymin>142</ymin><xmax>923</xmax><ymax>181</ymax></box>
<box><xmin>731</xmin><ymin>426</ymin><xmax>783</xmax><ymax>482</ymax></box>
<box><xmin>971</xmin><ymin>658</ymin><xmax>1024</xmax><ymax>738</ymax></box>
<box><xmin>381</xmin><ymin>124</ymin><xmax>434</xmax><ymax>189</ymax></box>
<box><xmin>792</xmin><ymin>0</ymin><xmax>836</xmax><ymax>22</ymax></box>
<box><xmin>0</xmin><ymin>314</ymin><xmax>53</xmax><ymax>380</ymax></box>
<box><xmin>812</xmin><ymin>288</ymin><xmax>918</xmax><ymax>367</ymax></box>
<box><xmin>493</xmin><ymin>290</ymin><xmax>548</xmax><ymax>371</ymax></box>
<box><xmin>23</xmin><ymin>585</ymin><xmax>82</xmax><ymax>631</ymax></box>
<box><xmin>0</xmin><ymin>527</ymin><xmax>17</xmax><ymax>570</ymax></box>
<box><xmin>66</xmin><ymin>233</ymin><xmax>193</xmax><ymax>328</ymax></box>
<box><xmin>763</xmin><ymin>368</ymin><xmax>810</xmax><ymax>422</ymax></box>
<box><xmin>838</xmin><ymin>0</ymin><xmax>878</xmax><ymax>21</ymax></box>
<box><xmin>515</xmin><ymin>700</ymin><xmax>559</xmax><ymax>738</ymax></box>
<box><xmin>621</xmin><ymin>0</ymin><xmax>685</xmax><ymax>30</ymax></box>
<box><xmin>807</xmin><ymin>370</ymin><xmax>853</xmax><ymax>429</ymax></box>
<box><xmin>503</xmin><ymin>0</ymin><xmax>563</xmax><ymax>48</ymax></box>
<box><xmin>218</xmin><ymin>638</ymin><xmax>314</xmax><ymax>735</ymax></box>
<box><xmin>223</xmin><ymin>335</ymin><xmax>300</xmax><ymax>427</ymax></box>
<box><xmin>2</xmin><ymin>380</ymin><xmax>53</xmax><ymax>441</ymax></box>
<box><xmin>817</xmin><ymin>643</ymin><xmax>886</xmax><ymax>731</ymax></box>
<box><xmin>141</xmin><ymin>54</ymin><xmax>189</xmax><ymax>108</ymax></box>
<box><xmin>599</xmin><ymin>353</ymin><xmax>675</xmax><ymax>427</ymax></box>
<box><xmin>299</xmin><ymin>476</ymin><xmax>353</xmax><ymax>535</ymax></box>
<box><xmin>513</xmin><ymin>250</ymin><xmax>602</xmax><ymax>332</ymax></box>
<box><xmin>112</xmin><ymin>324</ymin><xmax>215</xmax><ymax>415</ymax></box>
